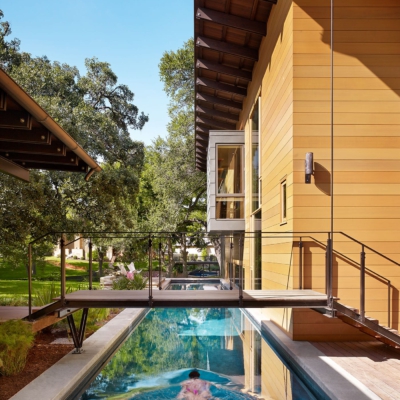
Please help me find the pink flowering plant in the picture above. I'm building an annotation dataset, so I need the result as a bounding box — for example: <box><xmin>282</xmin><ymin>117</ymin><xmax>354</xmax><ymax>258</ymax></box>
<box><xmin>112</xmin><ymin>272</ymin><xmax>148</xmax><ymax>290</ymax></box>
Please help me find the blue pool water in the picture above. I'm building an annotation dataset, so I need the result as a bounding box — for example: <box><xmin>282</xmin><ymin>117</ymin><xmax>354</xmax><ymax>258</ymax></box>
<box><xmin>80</xmin><ymin>308</ymin><xmax>316</xmax><ymax>399</ymax></box>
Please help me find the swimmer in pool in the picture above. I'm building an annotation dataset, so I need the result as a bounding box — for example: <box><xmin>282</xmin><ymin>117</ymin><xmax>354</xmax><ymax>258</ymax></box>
<box><xmin>177</xmin><ymin>370</ymin><xmax>212</xmax><ymax>399</ymax></box>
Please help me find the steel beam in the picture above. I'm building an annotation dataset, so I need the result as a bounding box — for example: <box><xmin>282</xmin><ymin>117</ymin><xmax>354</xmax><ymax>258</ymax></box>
<box><xmin>0</xmin><ymin>156</ymin><xmax>29</xmax><ymax>182</ymax></box>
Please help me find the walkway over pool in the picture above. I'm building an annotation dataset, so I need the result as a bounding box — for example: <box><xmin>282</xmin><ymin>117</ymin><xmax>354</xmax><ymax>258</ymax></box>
<box><xmin>55</xmin><ymin>289</ymin><xmax>328</xmax><ymax>309</ymax></box>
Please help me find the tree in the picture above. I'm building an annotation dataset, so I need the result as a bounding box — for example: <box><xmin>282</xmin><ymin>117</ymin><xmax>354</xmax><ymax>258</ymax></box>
<box><xmin>0</xmin><ymin>11</ymin><xmax>148</xmax><ymax>273</ymax></box>
<box><xmin>137</xmin><ymin>39</ymin><xmax>207</xmax><ymax>277</ymax></box>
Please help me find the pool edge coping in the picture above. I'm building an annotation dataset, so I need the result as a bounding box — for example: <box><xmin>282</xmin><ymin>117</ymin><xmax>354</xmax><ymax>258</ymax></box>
<box><xmin>243</xmin><ymin>308</ymin><xmax>381</xmax><ymax>400</ymax></box>
<box><xmin>10</xmin><ymin>308</ymin><xmax>149</xmax><ymax>400</ymax></box>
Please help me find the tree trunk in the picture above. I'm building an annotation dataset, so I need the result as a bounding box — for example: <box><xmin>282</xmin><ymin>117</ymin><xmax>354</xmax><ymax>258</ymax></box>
<box><xmin>98</xmin><ymin>251</ymin><xmax>104</xmax><ymax>277</ymax></box>
<box><xmin>211</xmin><ymin>237</ymin><xmax>223</xmax><ymax>276</ymax></box>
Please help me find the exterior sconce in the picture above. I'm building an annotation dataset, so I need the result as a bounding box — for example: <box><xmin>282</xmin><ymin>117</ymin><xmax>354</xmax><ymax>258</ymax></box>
<box><xmin>305</xmin><ymin>152</ymin><xmax>313</xmax><ymax>184</ymax></box>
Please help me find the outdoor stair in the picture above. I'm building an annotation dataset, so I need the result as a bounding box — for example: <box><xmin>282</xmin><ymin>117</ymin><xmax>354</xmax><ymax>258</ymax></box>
<box><xmin>314</xmin><ymin>302</ymin><xmax>400</xmax><ymax>349</ymax></box>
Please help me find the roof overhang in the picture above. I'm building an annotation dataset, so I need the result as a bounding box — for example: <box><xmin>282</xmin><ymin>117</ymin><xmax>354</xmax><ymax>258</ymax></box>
<box><xmin>0</xmin><ymin>68</ymin><xmax>101</xmax><ymax>182</ymax></box>
<box><xmin>194</xmin><ymin>0</ymin><xmax>277</xmax><ymax>171</ymax></box>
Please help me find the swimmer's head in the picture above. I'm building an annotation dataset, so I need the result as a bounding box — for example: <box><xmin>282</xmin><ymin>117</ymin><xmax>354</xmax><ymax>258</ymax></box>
<box><xmin>189</xmin><ymin>370</ymin><xmax>200</xmax><ymax>379</ymax></box>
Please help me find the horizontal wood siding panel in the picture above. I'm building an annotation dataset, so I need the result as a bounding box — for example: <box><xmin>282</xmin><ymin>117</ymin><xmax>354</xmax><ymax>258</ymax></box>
<box><xmin>292</xmin><ymin>1</ymin><xmax>400</xmax><ymax>329</ymax></box>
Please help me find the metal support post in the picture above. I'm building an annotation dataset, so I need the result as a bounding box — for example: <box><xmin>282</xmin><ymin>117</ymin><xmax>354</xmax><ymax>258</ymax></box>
<box><xmin>360</xmin><ymin>245</ymin><xmax>366</xmax><ymax>322</ymax></box>
<box><xmin>238</xmin><ymin>234</ymin><xmax>244</xmax><ymax>305</ymax></box>
<box><xmin>299</xmin><ymin>237</ymin><xmax>303</xmax><ymax>290</ymax></box>
<box><xmin>158</xmin><ymin>242</ymin><xmax>162</xmax><ymax>290</ymax></box>
<box><xmin>67</xmin><ymin>308</ymin><xmax>88</xmax><ymax>354</ymax></box>
<box><xmin>61</xmin><ymin>234</ymin><xmax>66</xmax><ymax>304</ymax></box>
<box><xmin>388</xmin><ymin>280</ymin><xmax>391</xmax><ymax>328</ymax></box>
<box><xmin>28</xmin><ymin>243</ymin><xmax>33</xmax><ymax>321</ymax></box>
<box><xmin>88</xmin><ymin>239</ymin><xmax>93</xmax><ymax>290</ymax></box>
<box><xmin>229</xmin><ymin>236</ymin><xmax>233</xmax><ymax>290</ymax></box>
<box><xmin>148</xmin><ymin>236</ymin><xmax>153</xmax><ymax>306</ymax></box>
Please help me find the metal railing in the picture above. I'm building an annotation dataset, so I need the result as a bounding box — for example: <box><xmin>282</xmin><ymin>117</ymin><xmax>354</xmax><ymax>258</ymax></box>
<box><xmin>26</xmin><ymin>230</ymin><xmax>399</xmax><ymax>330</ymax></box>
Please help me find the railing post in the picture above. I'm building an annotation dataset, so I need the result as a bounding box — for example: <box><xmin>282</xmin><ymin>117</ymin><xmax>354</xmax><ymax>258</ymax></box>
<box><xmin>158</xmin><ymin>242</ymin><xmax>162</xmax><ymax>290</ymax></box>
<box><xmin>239</xmin><ymin>233</ymin><xmax>244</xmax><ymax>305</ymax></box>
<box><xmin>229</xmin><ymin>235</ymin><xmax>233</xmax><ymax>290</ymax></box>
<box><xmin>299</xmin><ymin>237</ymin><xmax>303</xmax><ymax>290</ymax></box>
<box><xmin>388</xmin><ymin>280</ymin><xmax>391</xmax><ymax>328</ymax></box>
<box><xmin>325</xmin><ymin>236</ymin><xmax>330</xmax><ymax>296</ymax></box>
<box><xmin>61</xmin><ymin>234</ymin><xmax>66</xmax><ymax>304</ymax></box>
<box><xmin>88</xmin><ymin>239</ymin><xmax>93</xmax><ymax>290</ymax></box>
<box><xmin>28</xmin><ymin>243</ymin><xmax>32</xmax><ymax>321</ymax></box>
<box><xmin>148</xmin><ymin>235</ymin><xmax>153</xmax><ymax>306</ymax></box>
<box><xmin>326</xmin><ymin>234</ymin><xmax>334</xmax><ymax>313</ymax></box>
<box><xmin>360</xmin><ymin>245</ymin><xmax>366</xmax><ymax>322</ymax></box>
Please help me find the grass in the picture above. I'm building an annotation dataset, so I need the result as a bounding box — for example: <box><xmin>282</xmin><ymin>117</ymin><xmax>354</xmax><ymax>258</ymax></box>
<box><xmin>0</xmin><ymin>280</ymin><xmax>99</xmax><ymax>303</ymax></box>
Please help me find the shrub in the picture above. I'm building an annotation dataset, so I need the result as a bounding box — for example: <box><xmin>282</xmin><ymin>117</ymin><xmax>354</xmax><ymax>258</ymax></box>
<box><xmin>0</xmin><ymin>297</ymin><xmax>27</xmax><ymax>306</ymax></box>
<box><xmin>112</xmin><ymin>274</ymin><xmax>148</xmax><ymax>290</ymax></box>
<box><xmin>0</xmin><ymin>320</ymin><xmax>35</xmax><ymax>376</ymax></box>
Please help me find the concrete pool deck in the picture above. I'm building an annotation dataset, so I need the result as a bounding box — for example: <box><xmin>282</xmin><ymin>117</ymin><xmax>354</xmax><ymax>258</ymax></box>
<box><xmin>10</xmin><ymin>308</ymin><xmax>149</xmax><ymax>400</ymax></box>
<box><xmin>9</xmin><ymin>307</ymin><xmax>396</xmax><ymax>400</ymax></box>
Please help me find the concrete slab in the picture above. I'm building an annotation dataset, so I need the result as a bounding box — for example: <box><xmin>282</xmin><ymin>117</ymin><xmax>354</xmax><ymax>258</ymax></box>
<box><xmin>244</xmin><ymin>308</ymin><xmax>381</xmax><ymax>400</ymax></box>
<box><xmin>10</xmin><ymin>308</ymin><xmax>149</xmax><ymax>400</ymax></box>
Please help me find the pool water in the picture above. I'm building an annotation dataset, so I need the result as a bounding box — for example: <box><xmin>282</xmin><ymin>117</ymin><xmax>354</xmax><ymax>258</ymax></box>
<box><xmin>80</xmin><ymin>308</ymin><xmax>316</xmax><ymax>400</ymax></box>
<box><xmin>166</xmin><ymin>282</ymin><xmax>223</xmax><ymax>290</ymax></box>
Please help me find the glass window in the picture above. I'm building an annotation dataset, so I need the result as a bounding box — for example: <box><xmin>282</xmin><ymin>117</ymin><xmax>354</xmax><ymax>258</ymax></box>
<box><xmin>216</xmin><ymin>197</ymin><xmax>244</xmax><ymax>219</ymax></box>
<box><xmin>217</xmin><ymin>145</ymin><xmax>243</xmax><ymax>194</ymax></box>
<box><xmin>216</xmin><ymin>145</ymin><xmax>244</xmax><ymax>219</ymax></box>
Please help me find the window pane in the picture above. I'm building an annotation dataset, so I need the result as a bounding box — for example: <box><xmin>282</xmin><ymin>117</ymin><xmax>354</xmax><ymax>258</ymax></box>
<box><xmin>216</xmin><ymin>197</ymin><xmax>244</xmax><ymax>219</ymax></box>
<box><xmin>217</xmin><ymin>146</ymin><xmax>243</xmax><ymax>194</ymax></box>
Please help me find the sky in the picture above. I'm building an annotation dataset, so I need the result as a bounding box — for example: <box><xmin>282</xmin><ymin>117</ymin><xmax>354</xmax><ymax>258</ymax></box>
<box><xmin>1</xmin><ymin>0</ymin><xmax>194</xmax><ymax>145</ymax></box>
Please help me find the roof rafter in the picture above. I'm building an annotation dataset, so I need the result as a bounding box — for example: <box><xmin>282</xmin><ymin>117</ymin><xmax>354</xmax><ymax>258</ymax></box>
<box><xmin>197</xmin><ymin>77</ymin><xmax>247</xmax><ymax>97</ymax></box>
<box><xmin>196</xmin><ymin>36</ymin><xmax>258</xmax><ymax>61</ymax></box>
<box><xmin>197</xmin><ymin>116</ymin><xmax>236</xmax><ymax>130</ymax></box>
<box><xmin>196</xmin><ymin>58</ymin><xmax>252</xmax><ymax>81</ymax></box>
<box><xmin>196</xmin><ymin>105</ymin><xmax>239</xmax><ymax>122</ymax></box>
<box><xmin>196</xmin><ymin>92</ymin><xmax>242</xmax><ymax>111</ymax></box>
<box><xmin>196</xmin><ymin>7</ymin><xmax>266</xmax><ymax>36</ymax></box>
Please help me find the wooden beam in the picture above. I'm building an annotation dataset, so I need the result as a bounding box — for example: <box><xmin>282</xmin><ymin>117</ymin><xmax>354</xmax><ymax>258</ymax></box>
<box><xmin>196</xmin><ymin>116</ymin><xmax>236</xmax><ymax>130</ymax></box>
<box><xmin>196</xmin><ymin>7</ymin><xmax>266</xmax><ymax>36</ymax></box>
<box><xmin>0</xmin><ymin>110</ymin><xmax>32</xmax><ymax>129</ymax></box>
<box><xmin>20</xmin><ymin>162</ymin><xmax>88</xmax><ymax>173</ymax></box>
<box><xmin>1</xmin><ymin>152</ymin><xmax>79</xmax><ymax>165</ymax></box>
<box><xmin>196</xmin><ymin>125</ymin><xmax>210</xmax><ymax>134</ymax></box>
<box><xmin>196</xmin><ymin>105</ymin><xmax>239</xmax><ymax>122</ymax></box>
<box><xmin>0</xmin><ymin>90</ymin><xmax>6</xmax><ymax>111</ymax></box>
<box><xmin>195</xmin><ymin>140</ymin><xmax>208</xmax><ymax>150</ymax></box>
<box><xmin>0</xmin><ymin>156</ymin><xmax>30</xmax><ymax>182</ymax></box>
<box><xmin>197</xmin><ymin>77</ymin><xmax>247</xmax><ymax>97</ymax></box>
<box><xmin>196</xmin><ymin>133</ymin><xmax>209</xmax><ymax>143</ymax></box>
<box><xmin>0</xmin><ymin>127</ymin><xmax>51</xmax><ymax>144</ymax></box>
<box><xmin>196</xmin><ymin>36</ymin><xmax>258</xmax><ymax>61</ymax></box>
<box><xmin>196</xmin><ymin>58</ymin><xmax>252</xmax><ymax>81</ymax></box>
<box><xmin>196</xmin><ymin>92</ymin><xmax>242</xmax><ymax>111</ymax></box>
<box><xmin>1</xmin><ymin>142</ymin><xmax>67</xmax><ymax>156</ymax></box>
<box><xmin>261</xmin><ymin>0</ymin><xmax>278</xmax><ymax>4</ymax></box>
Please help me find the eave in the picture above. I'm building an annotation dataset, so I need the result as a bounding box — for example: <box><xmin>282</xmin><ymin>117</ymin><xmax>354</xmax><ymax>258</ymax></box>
<box><xmin>194</xmin><ymin>0</ymin><xmax>277</xmax><ymax>169</ymax></box>
<box><xmin>0</xmin><ymin>68</ymin><xmax>101</xmax><ymax>182</ymax></box>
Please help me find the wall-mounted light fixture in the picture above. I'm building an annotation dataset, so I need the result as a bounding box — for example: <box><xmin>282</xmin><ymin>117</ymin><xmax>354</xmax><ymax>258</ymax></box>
<box><xmin>305</xmin><ymin>152</ymin><xmax>313</xmax><ymax>184</ymax></box>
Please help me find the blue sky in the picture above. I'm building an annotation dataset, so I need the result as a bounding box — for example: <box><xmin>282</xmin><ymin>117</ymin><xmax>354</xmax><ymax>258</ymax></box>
<box><xmin>1</xmin><ymin>0</ymin><xmax>194</xmax><ymax>145</ymax></box>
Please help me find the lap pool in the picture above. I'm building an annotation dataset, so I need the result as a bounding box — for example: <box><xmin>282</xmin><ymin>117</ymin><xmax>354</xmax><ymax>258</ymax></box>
<box><xmin>80</xmin><ymin>307</ymin><xmax>316</xmax><ymax>400</ymax></box>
